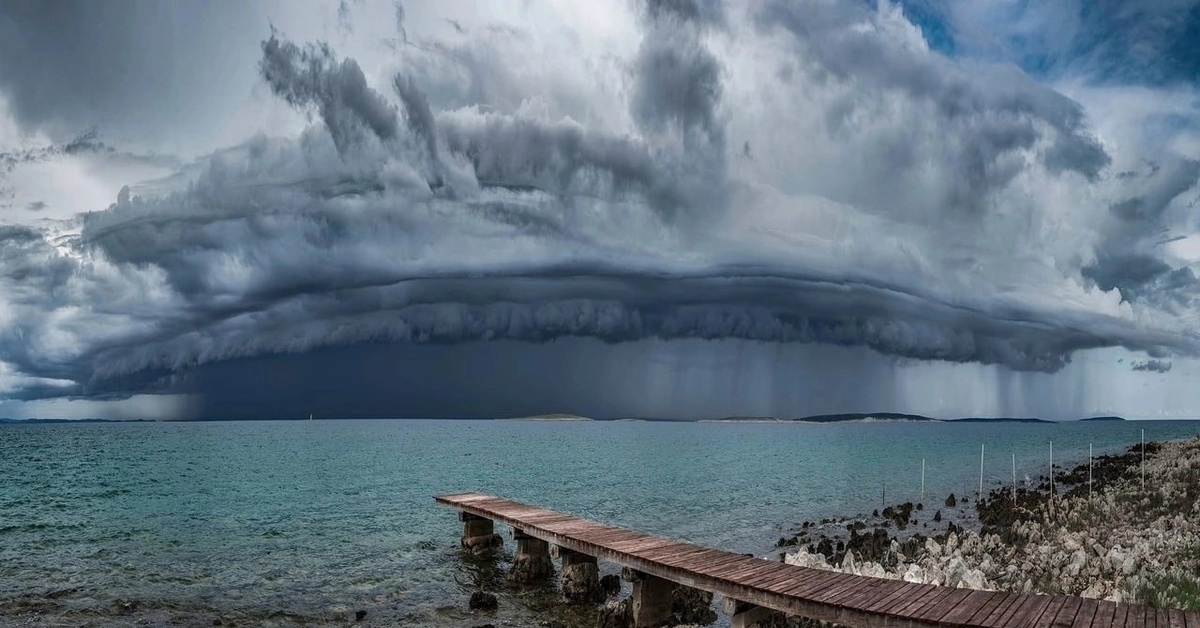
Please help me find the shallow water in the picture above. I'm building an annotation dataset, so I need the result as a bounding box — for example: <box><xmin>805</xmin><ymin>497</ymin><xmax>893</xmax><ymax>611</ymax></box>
<box><xmin>2</xmin><ymin>418</ymin><xmax>1198</xmax><ymax>626</ymax></box>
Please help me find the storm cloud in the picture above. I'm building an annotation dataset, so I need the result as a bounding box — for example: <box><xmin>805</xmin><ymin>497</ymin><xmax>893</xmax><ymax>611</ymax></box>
<box><xmin>1</xmin><ymin>1</ymin><xmax>1200</xmax><ymax>418</ymax></box>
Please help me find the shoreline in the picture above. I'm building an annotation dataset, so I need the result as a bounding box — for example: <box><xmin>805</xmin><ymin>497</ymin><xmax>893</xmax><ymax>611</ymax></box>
<box><xmin>778</xmin><ymin>435</ymin><xmax>1200</xmax><ymax>611</ymax></box>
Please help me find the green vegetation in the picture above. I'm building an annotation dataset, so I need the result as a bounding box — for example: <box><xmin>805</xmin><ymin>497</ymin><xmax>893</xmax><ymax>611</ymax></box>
<box><xmin>1135</xmin><ymin>573</ymin><xmax>1200</xmax><ymax>611</ymax></box>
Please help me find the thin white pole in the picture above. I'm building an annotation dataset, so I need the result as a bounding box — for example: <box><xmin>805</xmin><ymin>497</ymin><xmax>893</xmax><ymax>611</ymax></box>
<box><xmin>1049</xmin><ymin>441</ymin><xmax>1055</xmax><ymax>507</ymax></box>
<box><xmin>1141</xmin><ymin>429</ymin><xmax>1146</xmax><ymax>491</ymax></box>
<box><xmin>979</xmin><ymin>444</ymin><xmax>985</xmax><ymax>496</ymax></box>
<box><xmin>921</xmin><ymin>458</ymin><xmax>925</xmax><ymax>503</ymax></box>
<box><xmin>1089</xmin><ymin>443</ymin><xmax>1093</xmax><ymax>500</ymax></box>
<box><xmin>1012</xmin><ymin>452</ymin><xmax>1017</xmax><ymax>502</ymax></box>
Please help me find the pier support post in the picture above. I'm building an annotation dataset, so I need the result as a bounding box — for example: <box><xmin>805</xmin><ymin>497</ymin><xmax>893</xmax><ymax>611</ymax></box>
<box><xmin>508</xmin><ymin>528</ymin><xmax>554</xmax><ymax>583</ymax></box>
<box><xmin>723</xmin><ymin>598</ymin><xmax>787</xmax><ymax>628</ymax></box>
<box><xmin>623</xmin><ymin>568</ymin><xmax>675</xmax><ymax>627</ymax></box>
<box><xmin>459</xmin><ymin>512</ymin><xmax>502</xmax><ymax>554</ymax></box>
<box><xmin>553</xmin><ymin>546</ymin><xmax>604</xmax><ymax>603</ymax></box>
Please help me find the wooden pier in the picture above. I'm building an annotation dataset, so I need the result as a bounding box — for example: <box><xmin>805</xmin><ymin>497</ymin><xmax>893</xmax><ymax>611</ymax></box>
<box><xmin>436</xmin><ymin>492</ymin><xmax>1199</xmax><ymax>628</ymax></box>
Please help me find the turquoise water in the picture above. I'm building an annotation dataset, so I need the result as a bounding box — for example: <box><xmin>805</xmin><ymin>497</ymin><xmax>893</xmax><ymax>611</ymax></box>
<box><xmin>2</xmin><ymin>419</ymin><xmax>1198</xmax><ymax>626</ymax></box>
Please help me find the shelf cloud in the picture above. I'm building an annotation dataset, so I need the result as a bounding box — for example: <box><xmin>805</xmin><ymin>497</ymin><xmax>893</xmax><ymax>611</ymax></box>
<box><xmin>1</xmin><ymin>0</ymin><xmax>1199</xmax><ymax>418</ymax></box>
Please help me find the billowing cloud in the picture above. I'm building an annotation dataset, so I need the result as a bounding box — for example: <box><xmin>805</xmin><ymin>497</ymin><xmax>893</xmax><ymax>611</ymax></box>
<box><xmin>1</xmin><ymin>1</ymin><xmax>1199</xmax><ymax>418</ymax></box>
<box><xmin>1131</xmin><ymin>358</ymin><xmax>1173</xmax><ymax>373</ymax></box>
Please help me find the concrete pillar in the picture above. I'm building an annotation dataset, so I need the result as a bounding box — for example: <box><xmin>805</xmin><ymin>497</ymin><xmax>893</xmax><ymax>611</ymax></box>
<box><xmin>555</xmin><ymin>546</ymin><xmax>603</xmax><ymax>604</ymax></box>
<box><xmin>459</xmin><ymin>512</ymin><xmax>502</xmax><ymax>554</ymax></box>
<box><xmin>624</xmin><ymin>568</ymin><xmax>675</xmax><ymax>628</ymax></box>
<box><xmin>722</xmin><ymin>597</ymin><xmax>786</xmax><ymax>628</ymax></box>
<box><xmin>508</xmin><ymin>528</ymin><xmax>554</xmax><ymax>583</ymax></box>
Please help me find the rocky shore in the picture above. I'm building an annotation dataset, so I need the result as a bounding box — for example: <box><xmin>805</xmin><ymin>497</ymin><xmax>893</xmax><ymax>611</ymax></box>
<box><xmin>780</xmin><ymin>436</ymin><xmax>1200</xmax><ymax>612</ymax></box>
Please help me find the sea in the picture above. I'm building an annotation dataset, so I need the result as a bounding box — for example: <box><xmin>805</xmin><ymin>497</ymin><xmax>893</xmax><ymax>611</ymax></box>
<box><xmin>2</xmin><ymin>418</ymin><xmax>1199</xmax><ymax>627</ymax></box>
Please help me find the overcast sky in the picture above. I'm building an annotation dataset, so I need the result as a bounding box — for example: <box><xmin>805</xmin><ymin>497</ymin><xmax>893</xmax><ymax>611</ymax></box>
<box><xmin>2</xmin><ymin>0</ymin><xmax>1200</xmax><ymax>420</ymax></box>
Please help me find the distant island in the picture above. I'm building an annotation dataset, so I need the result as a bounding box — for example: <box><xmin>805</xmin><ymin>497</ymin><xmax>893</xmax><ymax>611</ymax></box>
<box><xmin>702</xmin><ymin>413</ymin><xmax>938</xmax><ymax>423</ymax></box>
<box><xmin>951</xmin><ymin>417</ymin><xmax>1055</xmax><ymax>424</ymax></box>
<box><xmin>697</xmin><ymin>414</ymin><xmax>1127</xmax><ymax>424</ymax></box>
<box><xmin>507</xmin><ymin>413</ymin><xmax>594</xmax><ymax>421</ymax></box>
<box><xmin>800</xmin><ymin>412</ymin><xmax>938</xmax><ymax>423</ymax></box>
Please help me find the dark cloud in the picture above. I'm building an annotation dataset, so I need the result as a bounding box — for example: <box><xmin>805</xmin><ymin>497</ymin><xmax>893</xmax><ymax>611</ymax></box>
<box><xmin>24</xmin><ymin>201</ymin><xmax>46</xmax><ymax>212</ymax></box>
<box><xmin>628</xmin><ymin>0</ymin><xmax>728</xmax><ymax>216</ymax></box>
<box><xmin>641</xmin><ymin>0</ymin><xmax>727</xmax><ymax>29</ymax></box>
<box><xmin>1131</xmin><ymin>358</ymin><xmax>1173</xmax><ymax>372</ymax></box>
<box><xmin>1083</xmin><ymin>157</ymin><xmax>1200</xmax><ymax>313</ymax></box>
<box><xmin>260</xmin><ymin>34</ymin><xmax>399</xmax><ymax>154</ymax></box>
<box><xmin>0</xmin><ymin>131</ymin><xmax>180</xmax><ymax>175</ymax></box>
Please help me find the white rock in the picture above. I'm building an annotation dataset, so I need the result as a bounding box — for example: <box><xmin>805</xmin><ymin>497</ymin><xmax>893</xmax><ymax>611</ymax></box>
<box><xmin>902</xmin><ymin>564</ymin><xmax>924</xmax><ymax>583</ymax></box>
<box><xmin>1067</xmin><ymin>550</ymin><xmax>1087</xmax><ymax>577</ymax></box>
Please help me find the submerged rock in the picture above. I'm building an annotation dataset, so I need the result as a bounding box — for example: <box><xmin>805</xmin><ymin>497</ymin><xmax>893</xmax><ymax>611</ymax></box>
<box><xmin>468</xmin><ymin>591</ymin><xmax>498</xmax><ymax>611</ymax></box>
<box><xmin>561</xmin><ymin>561</ymin><xmax>604</xmax><ymax>604</ymax></box>
<box><xmin>671</xmin><ymin>587</ymin><xmax>717</xmax><ymax>625</ymax></box>
<box><xmin>597</xmin><ymin>598</ymin><xmax>632</xmax><ymax>628</ymax></box>
<box><xmin>599</xmin><ymin>574</ymin><xmax>621</xmax><ymax>598</ymax></box>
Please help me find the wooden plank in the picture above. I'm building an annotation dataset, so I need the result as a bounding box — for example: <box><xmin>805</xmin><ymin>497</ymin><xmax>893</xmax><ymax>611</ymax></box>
<box><xmin>754</xmin><ymin>565</ymin><xmax>825</xmax><ymax>592</ymax></box>
<box><xmin>839</xmin><ymin>577</ymin><xmax>906</xmax><ymax>611</ymax></box>
<box><xmin>1168</xmin><ymin>609</ymin><xmax>1187</xmax><ymax>628</ymax></box>
<box><xmin>662</xmin><ymin>547</ymin><xmax>731</xmax><ymax>569</ymax></box>
<box><xmin>963</xmin><ymin>591</ymin><xmax>1010</xmax><ymax>625</ymax></box>
<box><xmin>1092</xmin><ymin>600</ymin><xmax>1118</xmax><ymax>627</ymax></box>
<box><xmin>976</xmin><ymin>593</ymin><xmax>1026</xmax><ymax>628</ymax></box>
<box><xmin>604</xmin><ymin>534</ymin><xmax>674</xmax><ymax>553</ymax></box>
<box><xmin>1128</xmin><ymin>604</ymin><xmax>1148</xmax><ymax>628</ymax></box>
<box><xmin>632</xmin><ymin>542</ymin><xmax>704</xmax><ymax>563</ymax></box>
<box><xmin>1119</xmin><ymin>604</ymin><xmax>1137</xmax><ymax>628</ymax></box>
<box><xmin>1046</xmin><ymin>595</ymin><xmax>1083</xmax><ymax>628</ymax></box>
<box><xmin>891</xmin><ymin>584</ymin><xmax>957</xmax><ymax>619</ymax></box>
<box><xmin>861</xmin><ymin>581</ymin><xmax>932</xmax><ymax>614</ymax></box>
<box><xmin>939</xmin><ymin>590</ymin><xmax>997</xmax><ymax>624</ymax></box>
<box><xmin>1006</xmin><ymin>595</ymin><xmax>1055</xmax><ymax>628</ymax></box>
<box><xmin>831</xmin><ymin>578</ymin><xmax>904</xmax><ymax>610</ymax></box>
<box><xmin>784</xmin><ymin>570</ymin><xmax>860</xmax><ymax>599</ymax></box>
<box><xmin>695</xmin><ymin>555</ymin><xmax>758</xmax><ymax>579</ymax></box>
<box><xmin>1143</xmin><ymin>605</ymin><xmax>1157</xmax><ymax>628</ymax></box>
<box><xmin>814</xmin><ymin>572</ymin><xmax>876</xmax><ymax>606</ymax></box>
<box><xmin>996</xmin><ymin>595</ymin><xmax>1046</xmax><ymax>627</ymax></box>
<box><xmin>1071</xmin><ymin>598</ymin><xmax>1101</xmax><ymax>628</ymax></box>
<box><xmin>1030</xmin><ymin>597</ymin><xmax>1069</xmax><ymax>628</ymax></box>
<box><xmin>911</xmin><ymin>587</ymin><xmax>973</xmax><ymax>621</ymax></box>
<box><xmin>692</xmin><ymin>553</ymin><xmax>759</xmax><ymax>579</ymax></box>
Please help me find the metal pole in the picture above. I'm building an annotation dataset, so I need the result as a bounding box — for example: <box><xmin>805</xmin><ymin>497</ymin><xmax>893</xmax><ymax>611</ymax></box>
<box><xmin>1089</xmin><ymin>443</ymin><xmax>1093</xmax><ymax>500</ymax></box>
<box><xmin>979</xmin><ymin>444</ymin><xmax>985</xmax><ymax>497</ymax></box>
<box><xmin>1049</xmin><ymin>441</ymin><xmax>1054</xmax><ymax>508</ymax></box>
<box><xmin>921</xmin><ymin>458</ymin><xmax>925</xmax><ymax>503</ymax></box>
<box><xmin>1141</xmin><ymin>429</ymin><xmax>1146</xmax><ymax>491</ymax></box>
<box><xmin>1012</xmin><ymin>452</ymin><xmax>1016</xmax><ymax>502</ymax></box>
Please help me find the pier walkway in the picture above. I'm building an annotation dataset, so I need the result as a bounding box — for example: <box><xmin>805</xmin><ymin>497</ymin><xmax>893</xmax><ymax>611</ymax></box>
<box><xmin>436</xmin><ymin>492</ymin><xmax>1198</xmax><ymax>628</ymax></box>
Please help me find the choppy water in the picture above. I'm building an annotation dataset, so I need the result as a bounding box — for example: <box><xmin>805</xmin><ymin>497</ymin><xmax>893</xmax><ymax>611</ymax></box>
<box><xmin>2</xmin><ymin>418</ymin><xmax>1198</xmax><ymax>626</ymax></box>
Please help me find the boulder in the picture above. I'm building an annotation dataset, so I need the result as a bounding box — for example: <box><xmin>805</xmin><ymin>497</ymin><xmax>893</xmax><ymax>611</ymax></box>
<box><xmin>597</xmin><ymin>598</ymin><xmax>632</xmax><ymax>628</ymax></box>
